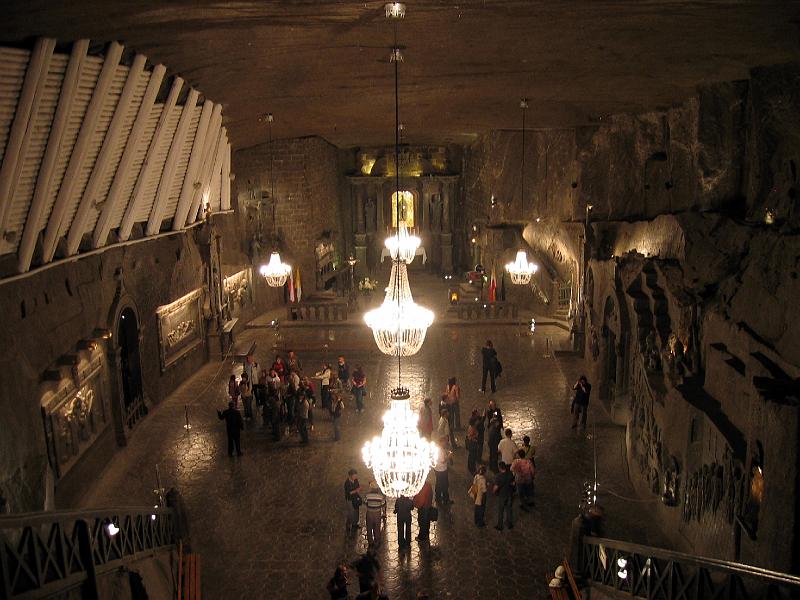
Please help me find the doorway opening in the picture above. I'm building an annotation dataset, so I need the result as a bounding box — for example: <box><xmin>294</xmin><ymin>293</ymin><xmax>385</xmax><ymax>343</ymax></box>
<box><xmin>118</xmin><ymin>307</ymin><xmax>146</xmax><ymax>429</ymax></box>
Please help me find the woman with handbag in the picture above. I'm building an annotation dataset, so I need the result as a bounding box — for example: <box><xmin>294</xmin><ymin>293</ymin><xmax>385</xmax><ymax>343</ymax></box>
<box><xmin>469</xmin><ymin>465</ymin><xmax>488</xmax><ymax>527</ymax></box>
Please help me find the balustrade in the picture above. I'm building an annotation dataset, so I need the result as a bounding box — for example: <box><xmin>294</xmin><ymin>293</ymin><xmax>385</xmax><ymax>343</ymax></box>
<box><xmin>0</xmin><ymin>507</ymin><xmax>176</xmax><ymax>598</ymax></box>
<box><xmin>582</xmin><ymin>536</ymin><xmax>800</xmax><ymax>600</ymax></box>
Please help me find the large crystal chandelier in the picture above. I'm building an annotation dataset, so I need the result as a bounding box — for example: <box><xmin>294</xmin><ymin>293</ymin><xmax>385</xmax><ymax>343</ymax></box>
<box><xmin>506</xmin><ymin>249</ymin><xmax>538</xmax><ymax>285</ymax></box>
<box><xmin>384</xmin><ymin>220</ymin><xmax>420</xmax><ymax>264</ymax></box>
<box><xmin>362</xmin><ymin>399</ymin><xmax>439</xmax><ymax>498</ymax></box>
<box><xmin>259</xmin><ymin>252</ymin><xmax>292</xmax><ymax>287</ymax></box>
<box><xmin>363</xmin><ymin>4</ymin><xmax>437</xmax><ymax>499</ymax></box>
<box><xmin>259</xmin><ymin>113</ymin><xmax>291</xmax><ymax>287</ymax></box>
<box><xmin>365</xmin><ymin>261</ymin><xmax>434</xmax><ymax>356</ymax></box>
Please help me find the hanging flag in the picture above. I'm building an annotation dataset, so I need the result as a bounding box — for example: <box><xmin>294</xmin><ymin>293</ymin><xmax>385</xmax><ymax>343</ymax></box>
<box><xmin>295</xmin><ymin>266</ymin><xmax>302</xmax><ymax>302</ymax></box>
<box><xmin>488</xmin><ymin>264</ymin><xmax>497</xmax><ymax>303</ymax></box>
<box><xmin>287</xmin><ymin>268</ymin><xmax>296</xmax><ymax>303</ymax></box>
<box><xmin>500</xmin><ymin>271</ymin><xmax>507</xmax><ymax>301</ymax></box>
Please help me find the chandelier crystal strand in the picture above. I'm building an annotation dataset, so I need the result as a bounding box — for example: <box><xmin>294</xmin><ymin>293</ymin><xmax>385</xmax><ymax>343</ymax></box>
<box><xmin>505</xmin><ymin>249</ymin><xmax>538</xmax><ymax>285</ymax></box>
<box><xmin>259</xmin><ymin>113</ymin><xmax>291</xmax><ymax>287</ymax></box>
<box><xmin>364</xmin><ymin>262</ymin><xmax>433</xmax><ymax>357</ymax></box>
<box><xmin>385</xmin><ymin>220</ymin><xmax>420</xmax><ymax>264</ymax></box>
<box><xmin>362</xmin><ymin>400</ymin><xmax>439</xmax><ymax>497</ymax></box>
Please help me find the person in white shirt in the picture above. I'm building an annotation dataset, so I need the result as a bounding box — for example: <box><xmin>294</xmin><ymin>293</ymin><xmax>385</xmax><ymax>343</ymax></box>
<box><xmin>498</xmin><ymin>428</ymin><xmax>518</xmax><ymax>465</ymax></box>
<box><xmin>364</xmin><ymin>482</ymin><xmax>386</xmax><ymax>548</ymax></box>
<box><xmin>470</xmin><ymin>465</ymin><xmax>488</xmax><ymax>527</ymax></box>
<box><xmin>433</xmin><ymin>438</ymin><xmax>452</xmax><ymax>505</ymax></box>
<box><xmin>436</xmin><ymin>409</ymin><xmax>451</xmax><ymax>449</ymax></box>
<box><xmin>315</xmin><ymin>363</ymin><xmax>332</xmax><ymax>410</ymax></box>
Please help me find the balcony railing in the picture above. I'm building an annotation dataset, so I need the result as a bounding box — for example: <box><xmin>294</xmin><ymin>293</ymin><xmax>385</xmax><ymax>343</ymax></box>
<box><xmin>582</xmin><ymin>536</ymin><xmax>800</xmax><ymax>600</ymax></box>
<box><xmin>0</xmin><ymin>506</ymin><xmax>176</xmax><ymax>599</ymax></box>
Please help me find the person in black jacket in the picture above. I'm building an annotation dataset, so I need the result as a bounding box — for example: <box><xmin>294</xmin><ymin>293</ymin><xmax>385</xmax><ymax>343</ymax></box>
<box><xmin>217</xmin><ymin>401</ymin><xmax>244</xmax><ymax>456</ymax></box>
<box><xmin>571</xmin><ymin>375</ymin><xmax>592</xmax><ymax>432</ymax></box>
<box><xmin>493</xmin><ymin>461</ymin><xmax>515</xmax><ymax>530</ymax></box>
<box><xmin>487</xmin><ymin>417</ymin><xmax>502</xmax><ymax>472</ymax></box>
<box><xmin>480</xmin><ymin>340</ymin><xmax>498</xmax><ymax>393</ymax></box>
<box><xmin>394</xmin><ymin>495</ymin><xmax>415</xmax><ymax>548</ymax></box>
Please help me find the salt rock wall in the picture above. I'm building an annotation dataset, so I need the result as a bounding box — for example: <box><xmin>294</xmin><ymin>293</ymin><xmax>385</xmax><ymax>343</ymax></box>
<box><xmin>0</xmin><ymin>212</ymin><xmax>271</xmax><ymax>512</ymax></box>
<box><xmin>233</xmin><ymin>136</ymin><xmax>344</xmax><ymax>288</ymax></box>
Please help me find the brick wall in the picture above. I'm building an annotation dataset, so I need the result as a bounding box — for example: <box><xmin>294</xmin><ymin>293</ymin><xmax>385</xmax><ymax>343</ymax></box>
<box><xmin>233</xmin><ymin>136</ymin><xmax>344</xmax><ymax>290</ymax></box>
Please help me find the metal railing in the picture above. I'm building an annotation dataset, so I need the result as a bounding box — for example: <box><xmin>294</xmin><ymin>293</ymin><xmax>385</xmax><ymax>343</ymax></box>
<box><xmin>286</xmin><ymin>302</ymin><xmax>350</xmax><ymax>321</ymax></box>
<box><xmin>125</xmin><ymin>395</ymin><xmax>148</xmax><ymax>429</ymax></box>
<box><xmin>583</xmin><ymin>536</ymin><xmax>800</xmax><ymax>600</ymax></box>
<box><xmin>0</xmin><ymin>506</ymin><xmax>176</xmax><ymax>599</ymax></box>
<box><xmin>452</xmin><ymin>302</ymin><xmax>519</xmax><ymax>320</ymax></box>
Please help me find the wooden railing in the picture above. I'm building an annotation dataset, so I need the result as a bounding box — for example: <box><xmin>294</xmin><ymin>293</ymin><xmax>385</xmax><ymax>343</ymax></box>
<box><xmin>0</xmin><ymin>506</ymin><xmax>176</xmax><ymax>599</ymax></box>
<box><xmin>582</xmin><ymin>536</ymin><xmax>800</xmax><ymax>600</ymax></box>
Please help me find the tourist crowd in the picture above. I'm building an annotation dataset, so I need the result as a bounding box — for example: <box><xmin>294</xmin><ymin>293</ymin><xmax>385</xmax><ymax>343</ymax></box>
<box><xmin>216</xmin><ymin>339</ymin><xmax>592</xmax><ymax>599</ymax></box>
<box><xmin>219</xmin><ymin>351</ymin><xmax>367</xmax><ymax>454</ymax></box>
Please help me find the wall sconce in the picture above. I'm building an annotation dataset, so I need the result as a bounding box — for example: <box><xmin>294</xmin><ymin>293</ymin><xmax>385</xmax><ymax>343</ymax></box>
<box><xmin>765</xmin><ymin>209</ymin><xmax>775</xmax><ymax>225</ymax></box>
<box><xmin>449</xmin><ymin>289</ymin><xmax>459</xmax><ymax>304</ymax></box>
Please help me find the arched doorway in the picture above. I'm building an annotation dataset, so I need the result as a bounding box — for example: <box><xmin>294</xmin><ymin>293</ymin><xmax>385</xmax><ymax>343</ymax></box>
<box><xmin>117</xmin><ymin>307</ymin><xmax>145</xmax><ymax>428</ymax></box>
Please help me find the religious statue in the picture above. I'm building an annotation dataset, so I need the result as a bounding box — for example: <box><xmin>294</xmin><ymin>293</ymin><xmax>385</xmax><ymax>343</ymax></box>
<box><xmin>645</xmin><ymin>330</ymin><xmax>661</xmax><ymax>372</ymax></box>
<box><xmin>365</xmin><ymin>195</ymin><xmax>376</xmax><ymax>232</ymax></box>
<box><xmin>590</xmin><ymin>325</ymin><xmax>600</xmax><ymax>361</ymax></box>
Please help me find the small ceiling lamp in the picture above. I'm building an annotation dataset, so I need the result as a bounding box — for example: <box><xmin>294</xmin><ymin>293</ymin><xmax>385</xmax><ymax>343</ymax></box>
<box><xmin>362</xmin><ymin>399</ymin><xmax>438</xmax><ymax>498</ymax></box>
<box><xmin>505</xmin><ymin>98</ymin><xmax>538</xmax><ymax>285</ymax></box>
<box><xmin>259</xmin><ymin>252</ymin><xmax>292</xmax><ymax>287</ymax></box>
<box><xmin>385</xmin><ymin>221</ymin><xmax>420</xmax><ymax>264</ymax></box>
<box><xmin>365</xmin><ymin>261</ymin><xmax>433</xmax><ymax>357</ymax></box>
<box><xmin>506</xmin><ymin>250</ymin><xmax>538</xmax><ymax>285</ymax></box>
<box><xmin>385</xmin><ymin>2</ymin><xmax>406</xmax><ymax>18</ymax></box>
<box><xmin>259</xmin><ymin>113</ymin><xmax>291</xmax><ymax>287</ymax></box>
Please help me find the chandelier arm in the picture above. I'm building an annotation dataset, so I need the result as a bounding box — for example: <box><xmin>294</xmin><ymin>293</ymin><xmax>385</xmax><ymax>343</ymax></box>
<box><xmin>394</xmin><ymin>22</ymin><xmax>402</xmax><ymax>384</ymax></box>
<box><xmin>521</xmin><ymin>101</ymin><xmax>526</xmax><ymax>218</ymax></box>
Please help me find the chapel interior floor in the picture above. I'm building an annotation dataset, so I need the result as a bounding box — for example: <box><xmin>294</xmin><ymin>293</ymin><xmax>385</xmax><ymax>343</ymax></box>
<box><xmin>77</xmin><ymin>277</ymin><xmax>669</xmax><ymax>599</ymax></box>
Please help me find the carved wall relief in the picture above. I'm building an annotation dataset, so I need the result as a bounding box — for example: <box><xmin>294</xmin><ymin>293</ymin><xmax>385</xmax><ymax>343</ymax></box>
<box><xmin>156</xmin><ymin>288</ymin><xmax>204</xmax><ymax>370</ymax></box>
<box><xmin>40</xmin><ymin>348</ymin><xmax>110</xmax><ymax>479</ymax></box>
<box><xmin>223</xmin><ymin>268</ymin><xmax>252</xmax><ymax>319</ymax></box>
<box><xmin>681</xmin><ymin>452</ymin><xmax>746</xmax><ymax>525</ymax></box>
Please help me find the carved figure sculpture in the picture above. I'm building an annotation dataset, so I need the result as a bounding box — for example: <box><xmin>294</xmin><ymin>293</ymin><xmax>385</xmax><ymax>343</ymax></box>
<box><xmin>645</xmin><ymin>330</ymin><xmax>661</xmax><ymax>371</ymax></box>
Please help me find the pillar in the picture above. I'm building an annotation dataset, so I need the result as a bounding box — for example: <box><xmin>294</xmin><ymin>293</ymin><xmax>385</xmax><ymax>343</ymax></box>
<box><xmin>440</xmin><ymin>180</ymin><xmax>454</xmax><ymax>273</ymax></box>
<box><xmin>356</xmin><ymin>185</ymin><xmax>366</xmax><ymax>234</ymax></box>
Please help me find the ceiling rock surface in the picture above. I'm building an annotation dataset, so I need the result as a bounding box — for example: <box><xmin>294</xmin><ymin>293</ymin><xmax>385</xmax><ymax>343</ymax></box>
<box><xmin>1</xmin><ymin>1</ymin><xmax>799</xmax><ymax>148</ymax></box>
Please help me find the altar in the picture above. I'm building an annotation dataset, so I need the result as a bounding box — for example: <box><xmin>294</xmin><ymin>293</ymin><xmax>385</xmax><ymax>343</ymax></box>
<box><xmin>346</xmin><ymin>145</ymin><xmax>459</xmax><ymax>276</ymax></box>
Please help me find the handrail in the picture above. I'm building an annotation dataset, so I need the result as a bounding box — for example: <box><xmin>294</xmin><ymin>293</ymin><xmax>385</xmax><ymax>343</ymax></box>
<box><xmin>586</xmin><ymin>537</ymin><xmax>800</xmax><ymax>586</ymax></box>
<box><xmin>582</xmin><ymin>536</ymin><xmax>800</xmax><ymax>600</ymax></box>
<box><xmin>1</xmin><ymin>506</ymin><xmax>177</xmax><ymax>599</ymax></box>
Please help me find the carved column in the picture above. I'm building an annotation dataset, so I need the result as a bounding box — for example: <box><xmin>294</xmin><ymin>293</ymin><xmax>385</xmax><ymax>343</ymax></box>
<box><xmin>355</xmin><ymin>184</ymin><xmax>366</xmax><ymax>234</ymax></box>
<box><xmin>354</xmin><ymin>183</ymin><xmax>367</xmax><ymax>278</ymax></box>
<box><xmin>440</xmin><ymin>180</ymin><xmax>454</xmax><ymax>273</ymax></box>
